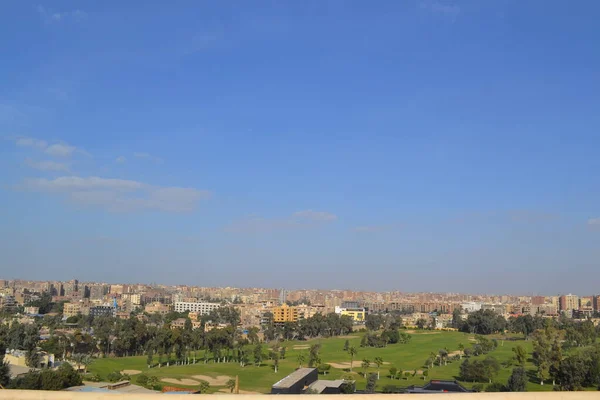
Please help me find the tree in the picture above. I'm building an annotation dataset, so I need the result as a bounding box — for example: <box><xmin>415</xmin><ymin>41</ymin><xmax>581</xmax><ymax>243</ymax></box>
<box><xmin>507</xmin><ymin>367</ymin><xmax>527</xmax><ymax>392</ymax></box>
<box><xmin>226</xmin><ymin>378</ymin><xmax>236</xmax><ymax>393</ymax></box>
<box><xmin>512</xmin><ymin>346</ymin><xmax>526</xmax><ymax>366</ymax></box>
<box><xmin>365</xmin><ymin>373</ymin><xmax>378</xmax><ymax>393</ymax></box>
<box><xmin>452</xmin><ymin>308</ymin><xmax>463</xmax><ymax>329</ymax></box>
<box><xmin>198</xmin><ymin>380</ymin><xmax>210</xmax><ymax>393</ymax></box>
<box><xmin>279</xmin><ymin>346</ymin><xmax>286</xmax><ymax>360</ymax></box>
<box><xmin>404</xmin><ymin>371</ymin><xmax>411</xmax><ymax>380</ymax></box>
<box><xmin>25</xmin><ymin>350</ymin><xmax>41</xmax><ymax>368</ymax></box>
<box><xmin>365</xmin><ymin>314</ymin><xmax>384</xmax><ymax>331</ymax></box>
<box><xmin>482</xmin><ymin>357</ymin><xmax>500</xmax><ymax>383</ymax></box>
<box><xmin>273</xmin><ymin>353</ymin><xmax>280</xmax><ymax>373</ymax></box>
<box><xmin>253</xmin><ymin>343</ymin><xmax>263</xmax><ymax>366</ymax></box>
<box><xmin>348</xmin><ymin>346</ymin><xmax>357</xmax><ymax>371</ymax></box>
<box><xmin>423</xmin><ymin>369</ymin><xmax>429</xmax><ymax>381</ymax></box>
<box><xmin>146</xmin><ymin>348</ymin><xmax>153</xmax><ymax>368</ymax></box>
<box><xmin>343</xmin><ymin>339</ymin><xmax>349</xmax><ymax>352</ymax></box>
<box><xmin>297</xmin><ymin>352</ymin><xmax>306</xmax><ymax>368</ymax></box>
<box><xmin>389</xmin><ymin>366</ymin><xmax>398</xmax><ymax>380</ymax></box>
<box><xmin>438</xmin><ymin>349</ymin><xmax>448</xmax><ymax>366</ymax></box>
<box><xmin>318</xmin><ymin>363</ymin><xmax>331</xmax><ymax>376</ymax></box>
<box><xmin>147</xmin><ymin>376</ymin><xmax>159</xmax><ymax>389</ymax></box>
<box><xmin>458</xmin><ymin>343</ymin><xmax>465</xmax><ymax>359</ymax></box>
<box><xmin>374</xmin><ymin>357</ymin><xmax>383</xmax><ymax>379</ymax></box>
<box><xmin>416</xmin><ymin>319</ymin><xmax>427</xmax><ymax>330</ymax></box>
<box><xmin>0</xmin><ymin>359</ymin><xmax>10</xmax><ymax>387</ymax></box>
<box><xmin>361</xmin><ymin>359</ymin><xmax>371</xmax><ymax>377</ymax></box>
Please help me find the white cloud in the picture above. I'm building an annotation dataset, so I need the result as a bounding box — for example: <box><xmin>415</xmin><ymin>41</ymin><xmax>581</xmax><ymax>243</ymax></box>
<box><xmin>115</xmin><ymin>156</ymin><xmax>127</xmax><ymax>164</ymax></box>
<box><xmin>292</xmin><ymin>210</ymin><xmax>338</xmax><ymax>221</ymax></box>
<box><xmin>45</xmin><ymin>143</ymin><xmax>76</xmax><ymax>157</ymax></box>
<box><xmin>18</xmin><ymin>176</ymin><xmax>210</xmax><ymax>213</ymax></box>
<box><xmin>37</xmin><ymin>5</ymin><xmax>87</xmax><ymax>23</ymax></box>
<box><xmin>16</xmin><ymin>136</ymin><xmax>48</xmax><ymax>149</ymax></box>
<box><xmin>9</xmin><ymin>136</ymin><xmax>89</xmax><ymax>158</ymax></box>
<box><xmin>588</xmin><ymin>218</ymin><xmax>600</xmax><ymax>226</ymax></box>
<box><xmin>134</xmin><ymin>152</ymin><xmax>163</xmax><ymax>163</ymax></box>
<box><xmin>25</xmin><ymin>158</ymin><xmax>70</xmax><ymax>172</ymax></box>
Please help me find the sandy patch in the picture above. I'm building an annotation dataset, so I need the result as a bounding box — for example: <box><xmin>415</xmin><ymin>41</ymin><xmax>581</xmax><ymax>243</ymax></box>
<box><xmin>328</xmin><ymin>362</ymin><xmax>352</xmax><ymax>369</ymax></box>
<box><xmin>382</xmin><ymin>362</ymin><xmax>391</xmax><ymax>365</ymax></box>
<box><xmin>402</xmin><ymin>370</ymin><xmax>423</xmax><ymax>375</ymax></box>
<box><xmin>339</xmin><ymin>335</ymin><xmax>358</xmax><ymax>339</ymax></box>
<box><xmin>192</xmin><ymin>375</ymin><xmax>233</xmax><ymax>386</ymax></box>
<box><xmin>448</xmin><ymin>350</ymin><xmax>463</xmax><ymax>357</ymax></box>
<box><xmin>121</xmin><ymin>369</ymin><xmax>141</xmax><ymax>375</ymax></box>
<box><xmin>404</xmin><ymin>330</ymin><xmax>439</xmax><ymax>335</ymax></box>
<box><xmin>218</xmin><ymin>389</ymin><xmax>261</xmax><ymax>394</ymax></box>
<box><xmin>468</xmin><ymin>337</ymin><xmax>476</xmax><ymax>342</ymax></box>
<box><xmin>293</xmin><ymin>345</ymin><xmax>310</xmax><ymax>350</ymax></box>
<box><xmin>161</xmin><ymin>378</ymin><xmax>200</xmax><ymax>386</ymax></box>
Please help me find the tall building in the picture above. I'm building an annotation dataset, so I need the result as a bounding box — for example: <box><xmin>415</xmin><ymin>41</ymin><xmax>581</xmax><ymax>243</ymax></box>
<box><xmin>559</xmin><ymin>294</ymin><xmax>579</xmax><ymax>312</ymax></box>
<box><xmin>279</xmin><ymin>289</ymin><xmax>288</xmax><ymax>305</ymax></box>
<box><xmin>63</xmin><ymin>279</ymin><xmax>78</xmax><ymax>296</ymax></box>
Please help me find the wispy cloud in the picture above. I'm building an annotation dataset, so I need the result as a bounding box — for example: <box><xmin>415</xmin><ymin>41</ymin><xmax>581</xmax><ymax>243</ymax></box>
<box><xmin>588</xmin><ymin>218</ymin><xmax>600</xmax><ymax>227</ymax></box>
<box><xmin>115</xmin><ymin>156</ymin><xmax>127</xmax><ymax>164</ymax></box>
<box><xmin>226</xmin><ymin>210</ymin><xmax>337</xmax><ymax>233</ymax></box>
<box><xmin>17</xmin><ymin>176</ymin><xmax>211</xmax><ymax>213</ymax></box>
<box><xmin>9</xmin><ymin>136</ymin><xmax>90</xmax><ymax>158</ymax></box>
<box><xmin>134</xmin><ymin>152</ymin><xmax>163</xmax><ymax>164</ymax></box>
<box><xmin>45</xmin><ymin>143</ymin><xmax>76</xmax><ymax>157</ymax></box>
<box><xmin>420</xmin><ymin>1</ymin><xmax>460</xmax><ymax>17</ymax></box>
<box><xmin>36</xmin><ymin>5</ymin><xmax>87</xmax><ymax>23</ymax></box>
<box><xmin>25</xmin><ymin>158</ymin><xmax>70</xmax><ymax>172</ymax></box>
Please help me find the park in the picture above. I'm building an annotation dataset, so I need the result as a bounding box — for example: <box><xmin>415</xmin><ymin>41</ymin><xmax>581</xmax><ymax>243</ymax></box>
<box><xmin>87</xmin><ymin>330</ymin><xmax>547</xmax><ymax>394</ymax></box>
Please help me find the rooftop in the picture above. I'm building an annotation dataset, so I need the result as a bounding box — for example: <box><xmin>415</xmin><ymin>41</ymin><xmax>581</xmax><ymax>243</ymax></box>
<box><xmin>272</xmin><ymin>368</ymin><xmax>315</xmax><ymax>389</ymax></box>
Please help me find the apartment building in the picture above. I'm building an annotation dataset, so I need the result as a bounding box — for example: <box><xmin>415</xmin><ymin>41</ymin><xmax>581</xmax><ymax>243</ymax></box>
<box><xmin>272</xmin><ymin>303</ymin><xmax>299</xmax><ymax>323</ymax></box>
<box><xmin>145</xmin><ymin>302</ymin><xmax>171</xmax><ymax>315</ymax></box>
<box><xmin>174</xmin><ymin>301</ymin><xmax>220</xmax><ymax>315</ymax></box>
<box><xmin>334</xmin><ymin>306</ymin><xmax>365</xmax><ymax>322</ymax></box>
<box><xmin>560</xmin><ymin>294</ymin><xmax>579</xmax><ymax>312</ymax></box>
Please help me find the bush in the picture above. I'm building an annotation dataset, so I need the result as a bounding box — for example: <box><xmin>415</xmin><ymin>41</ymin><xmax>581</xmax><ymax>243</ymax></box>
<box><xmin>472</xmin><ymin>384</ymin><xmax>483</xmax><ymax>392</ymax></box>
<box><xmin>106</xmin><ymin>371</ymin><xmax>124</xmax><ymax>383</ymax></box>
<box><xmin>86</xmin><ymin>373</ymin><xmax>101</xmax><ymax>382</ymax></box>
<box><xmin>136</xmin><ymin>374</ymin><xmax>149</xmax><ymax>386</ymax></box>
<box><xmin>486</xmin><ymin>382</ymin><xmax>507</xmax><ymax>392</ymax></box>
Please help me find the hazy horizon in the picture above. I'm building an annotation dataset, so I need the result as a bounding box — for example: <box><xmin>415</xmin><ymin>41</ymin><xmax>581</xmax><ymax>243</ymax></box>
<box><xmin>1</xmin><ymin>1</ymin><xmax>599</xmax><ymax>294</ymax></box>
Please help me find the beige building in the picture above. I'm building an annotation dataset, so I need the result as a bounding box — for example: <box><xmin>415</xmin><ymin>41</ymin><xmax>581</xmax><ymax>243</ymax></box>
<box><xmin>560</xmin><ymin>294</ymin><xmax>579</xmax><ymax>312</ymax></box>
<box><xmin>63</xmin><ymin>302</ymin><xmax>82</xmax><ymax>318</ymax></box>
<box><xmin>272</xmin><ymin>303</ymin><xmax>299</xmax><ymax>323</ymax></box>
<box><xmin>145</xmin><ymin>302</ymin><xmax>171</xmax><ymax>315</ymax></box>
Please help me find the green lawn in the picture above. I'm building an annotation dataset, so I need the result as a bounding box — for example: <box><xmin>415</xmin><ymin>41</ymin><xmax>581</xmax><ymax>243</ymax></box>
<box><xmin>88</xmin><ymin>331</ymin><xmax>554</xmax><ymax>393</ymax></box>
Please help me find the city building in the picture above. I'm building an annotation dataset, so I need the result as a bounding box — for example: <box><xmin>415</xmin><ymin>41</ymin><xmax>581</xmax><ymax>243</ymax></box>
<box><xmin>272</xmin><ymin>303</ymin><xmax>299</xmax><ymax>323</ymax></box>
<box><xmin>90</xmin><ymin>305</ymin><xmax>115</xmax><ymax>318</ymax></box>
<box><xmin>559</xmin><ymin>294</ymin><xmax>579</xmax><ymax>312</ymax></box>
<box><xmin>145</xmin><ymin>302</ymin><xmax>171</xmax><ymax>315</ymax></box>
<box><xmin>63</xmin><ymin>302</ymin><xmax>82</xmax><ymax>318</ymax></box>
<box><xmin>174</xmin><ymin>301</ymin><xmax>221</xmax><ymax>315</ymax></box>
<box><xmin>334</xmin><ymin>306</ymin><xmax>365</xmax><ymax>322</ymax></box>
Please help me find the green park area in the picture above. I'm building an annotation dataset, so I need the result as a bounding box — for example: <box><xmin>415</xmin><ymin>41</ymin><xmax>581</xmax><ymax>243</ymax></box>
<box><xmin>88</xmin><ymin>330</ymin><xmax>550</xmax><ymax>394</ymax></box>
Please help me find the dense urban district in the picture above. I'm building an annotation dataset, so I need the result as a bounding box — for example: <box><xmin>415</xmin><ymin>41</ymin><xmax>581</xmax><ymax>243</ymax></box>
<box><xmin>1</xmin><ymin>279</ymin><xmax>600</xmax><ymax>394</ymax></box>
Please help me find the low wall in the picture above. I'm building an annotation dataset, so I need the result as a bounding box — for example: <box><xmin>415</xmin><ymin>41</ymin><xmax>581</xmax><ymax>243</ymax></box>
<box><xmin>0</xmin><ymin>391</ymin><xmax>599</xmax><ymax>400</ymax></box>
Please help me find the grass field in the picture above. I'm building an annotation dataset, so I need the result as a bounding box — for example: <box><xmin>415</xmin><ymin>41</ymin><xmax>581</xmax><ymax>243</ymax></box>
<box><xmin>88</xmin><ymin>331</ymin><xmax>553</xmax><ymax>393</ymax></box>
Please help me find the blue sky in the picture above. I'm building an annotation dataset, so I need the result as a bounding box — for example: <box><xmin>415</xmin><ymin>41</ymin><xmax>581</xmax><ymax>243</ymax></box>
<box><xmin>1</xmin><ymin>1</ymin><xmax>599</xmax><ymax>294</ymax></box>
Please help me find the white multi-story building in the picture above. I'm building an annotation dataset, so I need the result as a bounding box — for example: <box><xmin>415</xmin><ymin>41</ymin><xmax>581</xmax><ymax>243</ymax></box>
<box><xmin>174</xmin><ymin>301</ymin><xmax>221</xmax><ymax>315</ymax></box>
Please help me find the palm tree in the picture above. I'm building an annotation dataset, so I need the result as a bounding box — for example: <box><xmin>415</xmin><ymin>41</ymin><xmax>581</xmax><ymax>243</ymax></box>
<box><xmin>348</xmin><ymin>346</ymin><xmax>357</xmax><ymax>372</ymax></box>
<box><xmin>374</xmin><ymin>357</ymin><xmax>383</xmax><ymax>379</ymax></box>
<box><xmin>361</xmin><ymin>359</ymin><xmax>371</xmax><ymax>377</ymax></box>
<box><xmin>429</xmin><ymin>352</ymin><xmax>437</xmax><ymax>368</ymax></box>
<box><xmin>226</xmin><ymin>379</ymin><xmax>236</xmax><ymax>393</ymax></box>
<box><xmin>80</xmin><ymin>354</ymin><xmax>93</xmax><ymax>374</ymax></box>
<box><xmin>457</xmin><ymin>343</ymin><xmax>464</xmax><ymax>359</ymax></box>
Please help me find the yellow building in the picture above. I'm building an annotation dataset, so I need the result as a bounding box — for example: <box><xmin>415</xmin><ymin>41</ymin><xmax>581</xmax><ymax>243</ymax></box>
<box><xmin>272</xmin><ymin>303</ymin><xmax>299</xmax><ymax>323</ymax></box>
<box><xmin>63</xmin><ymin>302</ymin><xmax>81</xmax><ymax>318</ymax></box>
<box><xmin>335</xmin><ymin>306</ymin><xmax>365</xmax><ymax>322</ymax></box>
